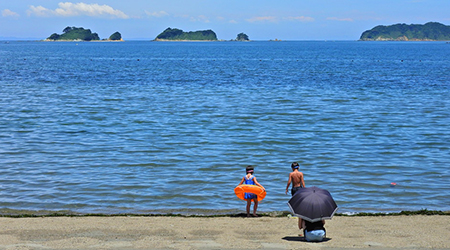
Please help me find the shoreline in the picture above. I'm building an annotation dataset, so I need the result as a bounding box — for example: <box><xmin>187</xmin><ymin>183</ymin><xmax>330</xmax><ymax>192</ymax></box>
<box><xmin>41</xmin><ymin>39</ymin><xmax>124</xmax><ymax>42</ymax></box>
<box><xmin>1</xmin><ymin>208</ymin><xmax>448</xmax><ymax>218</ymax></box>
<box><xmin>0</xmin><ymin>215</ymin><xmax>448</xmax><ymax>249</ymax></box>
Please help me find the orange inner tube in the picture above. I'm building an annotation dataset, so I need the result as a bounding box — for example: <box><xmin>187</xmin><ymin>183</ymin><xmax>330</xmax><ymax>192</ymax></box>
<box><xmin>234</xmin><ymin>184</ymin><xmax>266</xmax><ymax>202</ymax></box>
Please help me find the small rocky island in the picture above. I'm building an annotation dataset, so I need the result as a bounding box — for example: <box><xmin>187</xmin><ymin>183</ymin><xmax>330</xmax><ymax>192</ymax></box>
<box><xmin>360</xmin><ymin>22</ymin><xmax>450</xmax><ymax>41</ymax></box>
<box><xmin>46</xmin><ymin>27</ymin><xmax>122</xmax><ymax>41</ymax></box>
<box><xmin>154</xmin><ymin>28</ymin><xmax>218</xmax><ymax>41</ymax></box>
<box><xmin>235</xmin><ymin>33</ymin><xmax>250</xmax><ymax>41</ymax></box>
<box><xmin>107</xmin><ymin>32</ymin><xmax>123</xmax><ymax>41</ymax></box>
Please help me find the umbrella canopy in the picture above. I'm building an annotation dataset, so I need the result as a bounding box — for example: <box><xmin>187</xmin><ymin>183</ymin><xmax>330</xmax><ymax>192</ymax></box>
<box><xmin>287</xmin><ymin>186</ymin><xmax>338</xmax><ymax>222</ymax></box>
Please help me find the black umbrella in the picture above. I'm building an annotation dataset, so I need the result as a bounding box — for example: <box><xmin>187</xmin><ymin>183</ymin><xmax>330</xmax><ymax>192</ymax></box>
<box><xmin>287</xmin><ymin>186</ymin><xmax>338</xmax><ymax>222</ymax></box>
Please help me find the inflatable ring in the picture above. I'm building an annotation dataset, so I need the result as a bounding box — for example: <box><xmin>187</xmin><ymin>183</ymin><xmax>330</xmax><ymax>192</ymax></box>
<box><xmin>234</xmin><ymin>184</ymin><xmax>266</xmax><ymax>202</ymax></box>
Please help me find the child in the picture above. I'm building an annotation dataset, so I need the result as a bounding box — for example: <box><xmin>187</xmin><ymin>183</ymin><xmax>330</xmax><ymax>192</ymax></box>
<box><xmin>285</xmin><ymin>162</ymin><xmax>305</xmax><ymax>196</ymax></box>
<box><xmin>238</xmin><ymin>165</ymin><xmax>265</xmax><ymax>217</ymax></box>
<box><xmin>286</xmin><ymin>162</ymin><xmax>306</xmax><ymax>232</ymax></box>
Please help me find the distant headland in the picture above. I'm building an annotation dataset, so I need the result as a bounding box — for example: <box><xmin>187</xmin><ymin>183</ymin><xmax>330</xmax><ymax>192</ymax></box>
<box><xmin>359</xmin><ymin>22</ymin><xmax>450</xmax><ymax>41</ymax></box>
<box><xmin>154</xmin><ymin>28</ymin><xmax>218</xmax><ymax>41</ymax></box>
<box><xmin>45</xmin><ymin>27</ymin><xmax>123</xmax><ymax>42</ymax></box>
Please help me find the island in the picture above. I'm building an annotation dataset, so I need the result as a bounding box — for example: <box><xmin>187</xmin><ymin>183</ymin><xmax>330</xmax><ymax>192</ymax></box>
<box><xmin>154</xmin><ymin>28</ymin><xmax>218</xmax><ymax>41</ymax></box>
<box><xmin>106</xmin><ymin>32</ymin><xmax>123</xmax><ymax>41</ymax></box>
<box><xmin>45</xmin><ymin>27</ymin><xmax>123</xmax><ymax>41</ymax></box>
<box><xmin>235</xmin><ymin>33</ymin><xmax>250</xmax><ymax>41</ymax></box>
<box><xmin>359</xmin><ymin>22</ymin><xmax>450</xmax><ymax>41</ymax></box>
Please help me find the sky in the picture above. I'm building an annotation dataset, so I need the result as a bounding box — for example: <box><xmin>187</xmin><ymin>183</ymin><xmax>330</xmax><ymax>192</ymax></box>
<box><xmin>1</xmin><ymin>0</ymin><xmax>449</xmax><ymax>40</ymax></box>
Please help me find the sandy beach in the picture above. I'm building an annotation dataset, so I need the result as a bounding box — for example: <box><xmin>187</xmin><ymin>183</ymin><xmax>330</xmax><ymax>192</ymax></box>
<box><xmin>0</xmin><ymin>215</ymin><xmax>449</xmax><ymax>249</ymax></box>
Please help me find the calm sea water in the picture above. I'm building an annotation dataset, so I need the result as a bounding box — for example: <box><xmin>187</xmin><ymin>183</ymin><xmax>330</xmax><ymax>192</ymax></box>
<box><xmin>0</xmin><ymin>41</ymin><xmax>449</xmax><ymax>215</ymax></box>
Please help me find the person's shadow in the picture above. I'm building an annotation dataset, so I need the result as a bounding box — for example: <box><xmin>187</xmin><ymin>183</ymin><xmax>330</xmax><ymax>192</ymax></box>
<box><xmin>282</xmin><ymin>236</ymin><xmax>331</xmax><ymax>242</ymax></box>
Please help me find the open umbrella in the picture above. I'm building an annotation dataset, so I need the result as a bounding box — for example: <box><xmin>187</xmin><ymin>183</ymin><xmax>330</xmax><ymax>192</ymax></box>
<box><xmin>287</xmin><ymin>186</ymin><xmax>338</xmax><ymax>222</ymax></box>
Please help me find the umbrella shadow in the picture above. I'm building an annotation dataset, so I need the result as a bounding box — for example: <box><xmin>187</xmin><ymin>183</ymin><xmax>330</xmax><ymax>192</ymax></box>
<box><xmin>282</xmin><ymin>235</ymin><xmax>331</xmax><ymax>243</ymax></box>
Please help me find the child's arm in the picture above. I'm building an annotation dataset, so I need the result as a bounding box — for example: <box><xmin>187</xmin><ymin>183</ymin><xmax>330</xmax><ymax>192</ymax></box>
<box><xmin>285</xmin><ymin>173</ymin><xmax>292</xmax><ymax>194</ymax></box>
<box><xmin>253</xmin><ymin>177</ymin><xmax>265</xmax><ymax>191</ymax></box>
<box><xmin>238</xmin><ymin>177</ymin><xmax>245</xmax><ymax>185</ymax></box>
<box><xmin>300</xmin><ymin>172</ymin><xmax>306</xmax><ymax>187</ymax></box>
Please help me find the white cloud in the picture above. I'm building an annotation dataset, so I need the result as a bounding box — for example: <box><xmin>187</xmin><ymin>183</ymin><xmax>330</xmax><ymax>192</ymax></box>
<box><xmin>191</xmin><ymin>15</ymin><xmax>210</xmax><ymax>23</ymax></box>
<box><xmin>55</xmin><ymin>2</ymin><xmax>129</xmax><ymax>18</ymax></box>
<box><xmin>246</xmin><ymin>16</ymin><xmax>277</xmax><ymax>23</ymax></box>
<box><xmin>327</xmin><ymin>17</ymin><xmax>353</xmax><ymax>22</ymax></box>
<box><xmin>27</xmin><ymin>2</ymin><xmax>129</xmax><ymax>19</ymax></box>
<box><xmin>27</xmin><ymin>6</ymin><xmax>51</xmax><ymax>17</ymax></box>
<box><xmin>284</xmin><ymin>16</ymin><xmax>315</xmax><ymax>22</ymax></box>
<box><xmin>178</xmin><ymin>14</ymin><xmax>210</xmax><ymax>23</ymax></box>
<box><xmin>2</xmin><ymin>9</ymin><xmax>20</xmax><ymax>17</ymax></box>
<box><xmin>145</xmin><ymin>10</ymin><xmax>169</xmax><ymax>18</ymax></box>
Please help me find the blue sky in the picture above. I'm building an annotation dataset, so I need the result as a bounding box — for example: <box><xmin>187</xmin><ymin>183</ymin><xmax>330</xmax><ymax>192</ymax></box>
<box><xmin>1</xmin><ymin>0</ymin><xmax>449</xmax><ymax>40</ymax></box>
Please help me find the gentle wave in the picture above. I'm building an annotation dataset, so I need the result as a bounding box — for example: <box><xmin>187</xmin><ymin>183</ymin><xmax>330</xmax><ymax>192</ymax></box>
<box><xmin>0</xmin><ymin>41</ymin><xmax>449</xmax><ymax>214</ymax></box>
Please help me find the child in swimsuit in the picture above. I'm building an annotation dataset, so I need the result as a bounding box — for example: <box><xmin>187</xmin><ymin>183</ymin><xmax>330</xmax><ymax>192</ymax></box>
<box><xmin>285</xmin><ymin>162</ymin><xmax>305</xmax><ymax>196</ymax></box>
<box><xmin>286</xmin><ymin>162</ymin><xmax>306</xmax><ymax>232</ymax></box>
<box><xmin>238</xmin><ymin>165</ymin><xmax>265</xmax><ymax>217</ymax></box>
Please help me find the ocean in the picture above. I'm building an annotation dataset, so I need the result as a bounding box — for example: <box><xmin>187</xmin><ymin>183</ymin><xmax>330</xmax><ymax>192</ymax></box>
<box><xmin>0</xmin><ymin>40</ymin><xmax>449</xmax><ymax>215</ymax></box>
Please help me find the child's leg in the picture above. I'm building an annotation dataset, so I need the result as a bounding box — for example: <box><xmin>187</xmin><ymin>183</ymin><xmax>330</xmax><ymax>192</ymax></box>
<box><xmin>246</xmin><ymin>199</ymin><xmax>252</xmax><ymax>216</ymax></box>
<box><xmin>252</xmin><ymin>199</ymin><xmax>258</xmax><ymax>216</ymax></box>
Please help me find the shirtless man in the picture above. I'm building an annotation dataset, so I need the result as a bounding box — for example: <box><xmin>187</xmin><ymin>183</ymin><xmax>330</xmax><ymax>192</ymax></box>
<box><xmin>286</xmin><ymin>162</ymin><xmax>306</xmax><ymax>232</ymax></box>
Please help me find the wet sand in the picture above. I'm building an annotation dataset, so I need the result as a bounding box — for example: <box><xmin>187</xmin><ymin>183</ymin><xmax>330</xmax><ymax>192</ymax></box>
<box><xmin>0</xmin><ymin>215</ymin><xmax>449</xmax><ymax>249</ymax></box>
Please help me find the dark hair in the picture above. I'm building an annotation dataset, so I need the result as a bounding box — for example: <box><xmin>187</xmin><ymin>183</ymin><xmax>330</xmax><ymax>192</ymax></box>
<box><xmin>246</xmin><ymin>165</ymin><xmax>254</xmax><ymax>173</ymax></box>
<box><xmin>291</xmin><ymin>162</ymin><xmax>299</xmax><ymax>169</ymax></box>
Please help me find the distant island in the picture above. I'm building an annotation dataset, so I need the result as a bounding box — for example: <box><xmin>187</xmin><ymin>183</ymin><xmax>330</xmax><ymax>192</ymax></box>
<box><xmin>154</xmin><ymin>28</ymin><xmax>218</xmax><ymax>41</ymax></box>
<box><xmin>235</xmin><ymin>33</ymin><xmax>250</xmax><ymax>41</ymax></box>
<box><xmin>360</xmin><ymin>22</ymin><xmax>450</xmax><ymax>41</ymax></box>
<box><xmin>45</xmin><ymin>27</ymin><xmax>123</xmax><ymax>41</ymax></box>
<box><xmin>107</xmin><ymin>32</ymin><xmax>123</xmax><ymax>41</ymax></box>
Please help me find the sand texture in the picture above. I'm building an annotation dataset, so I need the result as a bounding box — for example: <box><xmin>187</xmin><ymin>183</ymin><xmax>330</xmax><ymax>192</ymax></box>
<box><xmin>0</xmin><ymin>215</ymin><xmax>449</xmax><ymax>249</ymax></box>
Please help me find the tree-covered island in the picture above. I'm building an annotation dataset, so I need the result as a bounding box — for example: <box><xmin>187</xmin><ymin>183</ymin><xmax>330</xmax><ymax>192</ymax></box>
<box><xmin>107</xmin><ymin>32</ymin><xmax>123</xmax><ymax>41</ymax></box>
<box><xmin>235</xmin><ymin>33</ymin><xmax>250</xmax><ymax>41</ymax></box>
<box><xmin>360</xmin><ymin>22</ymin><xmax>450</xmax><ymax>41</ymax></box>
<box><xmin>154</xmin><ymin>28</ymin><xmax>218</xmax><ymax>41</ymax></box>
<box><xmin>45</xmin><ymin>27</ymin><xmax>123</xmax><ymax>41</ymax></box>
